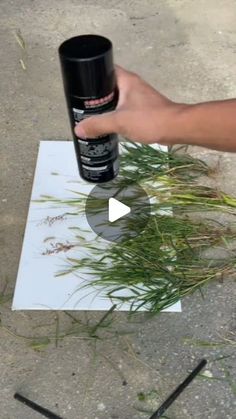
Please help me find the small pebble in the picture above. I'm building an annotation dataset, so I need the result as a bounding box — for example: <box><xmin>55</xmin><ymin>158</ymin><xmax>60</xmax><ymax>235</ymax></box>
<box><xmin>202</xmin><ymin>370</ymin><xmax>213</xmax><ymax>378</ymax></box>
<box><xmin>97</xmin><ymin>402</ymin><xmax>106</xmax><ymax>411</ymax></box>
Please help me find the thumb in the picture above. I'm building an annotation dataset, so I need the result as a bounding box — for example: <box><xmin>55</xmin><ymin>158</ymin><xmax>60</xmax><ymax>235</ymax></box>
<box><xmin>74</xmin><ymin>111</ymin><xmax>119</xmax><ymax>139</ymax></box>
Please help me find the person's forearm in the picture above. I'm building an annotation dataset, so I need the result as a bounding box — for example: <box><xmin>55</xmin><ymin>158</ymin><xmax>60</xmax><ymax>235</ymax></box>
<box><xmin>167</xmin><ymin>100</ymin><xmax>236</xmax><ymax>151</ymax></box>
<box><xmin>74</xmin><ymin>67</ymin><xmax>236</xmax><ymax>152</ymax></box>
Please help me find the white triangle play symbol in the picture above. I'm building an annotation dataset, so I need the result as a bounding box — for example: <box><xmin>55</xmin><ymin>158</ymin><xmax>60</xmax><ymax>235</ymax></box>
<box><xmin>108</xmin><ymin>197</ymin><xmax>131</xmax><ymax>223</ymax></box>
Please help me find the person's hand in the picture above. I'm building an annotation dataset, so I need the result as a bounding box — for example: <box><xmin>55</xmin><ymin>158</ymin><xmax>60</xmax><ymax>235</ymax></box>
<box><xmin>74</xmin><ymin>66</ymin><xmax>184</xmax><ymax>144</ymax></box>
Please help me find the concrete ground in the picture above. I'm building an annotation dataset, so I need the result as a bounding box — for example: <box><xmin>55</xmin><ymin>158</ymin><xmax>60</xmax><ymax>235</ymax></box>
<box><xmin>1</xmin><ymin>0</ymin><xmax>236</xmax><ymax>418</ymax></box>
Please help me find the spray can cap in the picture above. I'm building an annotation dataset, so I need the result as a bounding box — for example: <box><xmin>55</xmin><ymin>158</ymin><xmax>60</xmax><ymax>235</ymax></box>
<box><xmin>59</xmin><ymin>34</ymin><xmax>116</xmax><ymax>99</ymax></box>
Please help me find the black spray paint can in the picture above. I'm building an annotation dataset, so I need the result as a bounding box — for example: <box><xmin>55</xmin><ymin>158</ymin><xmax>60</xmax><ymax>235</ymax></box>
<box><xmin>59</xmin><ymin>34</ymin><xmax>119</xmax><ymax>183</ymax></box>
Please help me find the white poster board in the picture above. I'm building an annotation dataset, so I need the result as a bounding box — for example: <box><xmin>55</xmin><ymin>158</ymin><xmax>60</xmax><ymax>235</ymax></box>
<box><xmin>12</xmin><ymin>141</ymin><xmax>181</xmax><ymax>312</ymax></box>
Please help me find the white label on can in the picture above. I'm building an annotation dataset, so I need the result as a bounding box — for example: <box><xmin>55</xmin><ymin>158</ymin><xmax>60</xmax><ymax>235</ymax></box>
<box><xmin>82</xmin><ymin>164</ymin><xmax>108</xmax><ymax>171</ymax></box>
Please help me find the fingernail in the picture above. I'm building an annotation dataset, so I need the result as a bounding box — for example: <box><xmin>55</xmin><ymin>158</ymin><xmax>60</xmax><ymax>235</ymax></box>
<box><xmin>74</xmin><ymin>125</ymin><xmax>86</xmax><ymax>139</ymax></box>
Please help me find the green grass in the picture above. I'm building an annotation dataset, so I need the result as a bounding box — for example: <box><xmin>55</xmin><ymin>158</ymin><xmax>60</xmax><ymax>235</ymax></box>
<box><xmin>61</xmin><ymin>213</ymin><xmax>236</xmax><ymax>312</ymax></box>
<box><xmin>36</xmin><ymin>143</ymin><xmax>236</xmax><ymax>313</ymax></box>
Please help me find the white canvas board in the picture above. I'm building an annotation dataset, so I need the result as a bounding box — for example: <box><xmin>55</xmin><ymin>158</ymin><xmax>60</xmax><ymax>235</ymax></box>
<box><xmin>12</xmin><ymin>141</ymin><xmax>181</xmax><ymax>312</ymax></box>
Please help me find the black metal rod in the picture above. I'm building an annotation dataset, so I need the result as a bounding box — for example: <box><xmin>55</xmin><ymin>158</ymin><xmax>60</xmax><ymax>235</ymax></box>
<box><xmin>14</xmin><ymin>393</ymin><xmax>63</xmax><ymax>419</ymax></box>
<box><xmin>149</xmin><ymin>359</ymin><xmax>207</xmax><ymax>419</ymax></box>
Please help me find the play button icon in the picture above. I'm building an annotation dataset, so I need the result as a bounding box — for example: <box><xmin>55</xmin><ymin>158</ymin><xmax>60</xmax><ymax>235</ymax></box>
<box><xmin>108</xmin><ymin>198</ymin><xmax>131</xmax><ymax>223</ymax></box>
<box><xmin>85</xmin><ymin>179</ymin><xmax>151</xmax><ymax>243</ymax></box>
